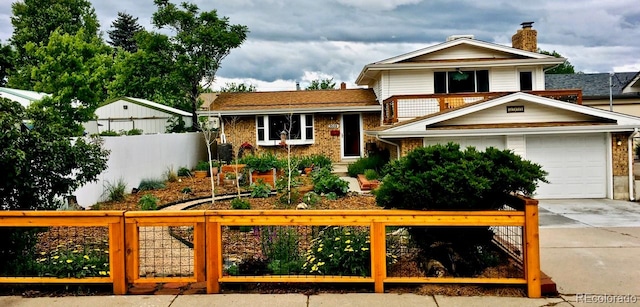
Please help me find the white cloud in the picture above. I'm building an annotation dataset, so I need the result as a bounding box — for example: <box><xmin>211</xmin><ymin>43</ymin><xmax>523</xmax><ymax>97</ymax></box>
<box><xmin>335</xmin><ymin>0</ymin><xmax>423</xmax><ymax>11</ymax></box>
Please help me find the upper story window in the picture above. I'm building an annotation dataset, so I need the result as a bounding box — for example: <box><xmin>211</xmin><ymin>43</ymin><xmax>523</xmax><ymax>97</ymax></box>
<box><xmin>519</xmin><ymin>71</ymin><xmax>533</xmax><ymax>91</ymax></box>
<box><xmin>256</xmin><ymin>114</ymin><xmax>314</xmax><ymax>146</ymax></box>
<box><xmin>434</xmin><ymin>70</ymin><xmax>489</xmax><ymax>93</ymax></box>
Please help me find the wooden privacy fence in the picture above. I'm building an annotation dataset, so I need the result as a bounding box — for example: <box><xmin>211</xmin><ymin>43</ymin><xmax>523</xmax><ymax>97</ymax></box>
<box><xmin>0</xmin><ymin>196</ymin><xmax>541</xmax><ymax>298</ymax></box>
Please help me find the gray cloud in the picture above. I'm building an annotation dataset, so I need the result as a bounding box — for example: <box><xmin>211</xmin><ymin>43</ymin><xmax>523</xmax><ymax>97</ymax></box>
<box><xmin>1</xmin><ymin>0</ymin><xmax>638</xmax><ymax>89</ymax></box>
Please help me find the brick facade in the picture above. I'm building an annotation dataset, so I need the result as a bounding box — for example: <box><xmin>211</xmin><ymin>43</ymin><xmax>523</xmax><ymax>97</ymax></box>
<box><xmin>611</xmin><ymin>132</ymin><xmax>631</xmax><ymax>176</ymax></box>
<box><xmin>218</xmin><ymin>112</ymin><xmax>381</xmax><ymax>163</ymax></box>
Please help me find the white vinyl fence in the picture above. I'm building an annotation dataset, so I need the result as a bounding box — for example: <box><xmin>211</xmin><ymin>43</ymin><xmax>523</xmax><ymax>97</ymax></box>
<box><xmin>73</xmin><ymin>132</ymin><xmax>207</xmax><ymax>208</ymax></box>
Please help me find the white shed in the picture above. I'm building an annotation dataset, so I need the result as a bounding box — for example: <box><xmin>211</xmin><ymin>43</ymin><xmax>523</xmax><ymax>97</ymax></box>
<box><xmin>84</xmin><ymin>97</ymin><xmax>193</xmax><ymax>134</ymax></box>
<box><xmin>0</xmin><ymin>87</ymin><xmax>51</xmax><ymax>108</ymax></box>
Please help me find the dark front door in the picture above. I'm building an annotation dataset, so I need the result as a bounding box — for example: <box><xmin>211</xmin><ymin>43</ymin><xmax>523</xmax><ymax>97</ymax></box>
<box><xmin>343</xmin><ymin>114</ymin><xmax>360</xmax><ymax>157</ymax></box>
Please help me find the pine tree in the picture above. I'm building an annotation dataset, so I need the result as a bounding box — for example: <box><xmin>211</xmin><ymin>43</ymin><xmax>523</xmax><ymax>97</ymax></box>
<box><xmin>108</xmin><ymin>12</ymin><xmax>143</xmax><ymax>53</ymax></box>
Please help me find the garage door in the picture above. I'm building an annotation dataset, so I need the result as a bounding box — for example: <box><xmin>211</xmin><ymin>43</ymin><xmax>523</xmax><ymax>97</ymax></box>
<box><xmin>526</xmin><ymin>134</ymin><xmax>607</xmax><ymax>199</ymax></box>
<box><xmin>423</xmin><ymin>136</ymin><xmax>505</xmax><ymax>150</ymax></box>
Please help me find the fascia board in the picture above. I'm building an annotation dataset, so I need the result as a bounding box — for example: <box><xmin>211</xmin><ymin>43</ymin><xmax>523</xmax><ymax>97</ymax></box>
<box><xmin>368</xmin><ymin>125</ymin><xmax>640</xmax><ymax>138</ymax></box>
<box><xmin>199</xmin><ymin>106</ymin><xmax>381</xmax><ymax>117</ymax></box>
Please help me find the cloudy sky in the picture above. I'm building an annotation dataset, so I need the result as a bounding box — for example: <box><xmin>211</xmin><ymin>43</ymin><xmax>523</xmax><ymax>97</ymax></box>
<box><xmin>1</xmin><ymin>0</ymin><xmax>639</xmax><ymax>91</ymax></box>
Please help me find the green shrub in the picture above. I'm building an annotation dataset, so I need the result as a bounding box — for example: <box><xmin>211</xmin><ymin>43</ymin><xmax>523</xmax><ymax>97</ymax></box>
<box><xmin>260</xmin><ymin>226</ymin><xmax>302</xmax><ymax>275</ymax></box>
<box><xmin>364</xmin><ymin>169</ymin><xmax>378</xmax><ymax>180</ymax></box>
<box><xmin>325</xmin><ymin>192</ymin><xmax>338</xmax><ymax>200</ymax></box>
<box><xmin>302</xmin><ymin>226</ymin><xmax>371</xmax><ymax>276</ymax></box>
<box><xmin>177</xmin><ymin>167</ymin><xmax>191</xmax><ymax>177</ymax></box>
<box><xmin>250</xmin><ymin>180</ymin><xmax>272</xmax><ymax>198</ymax></box>
<box><xmin>164</xmin><ymin>166</ymin><xmax>178</xmax><ymax>183</ymax></box>
<box><xmin>231</xmin><ymin>197</ymin><xmax>251</xmax><ymax>209</ymax></box>
<box><xmin>311</xmin><ymin>168</ymin><xmax>349</xmax><ymax>196</ymax></box>
<box><xmin>226</xmin><ymin>264</ymin><xmax>239</xmax><ymax>276</ymax></box>
<box><xmin>33</xmin><ymin>240</ymin><xmax>109</xmax><ymax>278</ymax></box>
<box><xmin>302</xmin><ymin>191</ymin><xmax>320</xmax><ymax>206</ymax></box>
<box><xmin>99</xmin><ymin>130</ymin><xmax>119</xmax><ymax>136</ymax></box>
<box><xmin>125</xmin><ymin>128</ymin><xmax>143</xmax><ymax>135</ymax></box>
<box><xmin>278</xmin><ymin>189</ymin><xmax>301</xmax><ymax>207</ymax></box>
<box><xmin>375</xmin><ymin>143</ymin><xmax>548</xmax><ymax>276</ymax></box>
<box><xmin>347</xmin><ymin>154</ymin><xmax>388</xmax><ymax>177</ymax></box>
<box><xmin>103</xmin><ymin>178</ymin><xmax>127</xmax><ymax>202</ymax></box>
<box><xmin>181</xmin><ymin>187</ymin><xmax>192</xmax><ymax>194</ymax></box>
<box><xmin>242</xmin><ymin>152</ymin><xmax>280</xmax><ymax>172</ymax></box>
<box><xmin>195</xmin><ymin>160</ymin><xmax>210</xmax><ymax>171</ymax></box>
<box><xmin>309</xmin><ymin>154</ymin><xmax>332</xmax><ymax>170</ymax></box>
<box><xmin>138</xmin><ymin>178</ymin><xmax>166</xmax><ymax>191</ymax></box>
<box><xmin>138</xmin><ymin>194</ymin><xmax>159</xmax><ymax>210</ymax></box>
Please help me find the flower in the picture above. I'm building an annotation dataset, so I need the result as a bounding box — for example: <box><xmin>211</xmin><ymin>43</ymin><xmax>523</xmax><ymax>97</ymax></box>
<box><xmin>317</xmin><ymin>247</ymin><xmax>323</xmax><ymax>252</ymax></box>
<box><xmin>99</xmin><ymin>271</ymin><xmax>107</xmax><ymax>276</ymax></box>
<box><xmin>345</xmin><ymin>240</ymin><xmax>351</xmax><ymax>244</ymax></box>
<box><xmin>317</xmin><ymin>262</ymin><xmax>325</xmax><ymax>266</ymax></box>
<box><xmin>52</xmin><ymin>255</ymin><xmax>60</xmax><ymax>260</ymax></box>
<box><xmin>361</xmin><ymin>247</ymin><xmax>369</xmax><ymax>251</ymax></box>
<box><xmin>66</xmin><ymin>259</ymin><xmax>73</xmax><ymax>263</ymax></box>
<box><xmin>334</xmin><ymin>237</ymin><xmax>340</xmax><ymax>241</ymax></box>
<box><xmin>83</xmin><ymin>255</ymin><xmax>90</xmax><ymax>260</ymax></box>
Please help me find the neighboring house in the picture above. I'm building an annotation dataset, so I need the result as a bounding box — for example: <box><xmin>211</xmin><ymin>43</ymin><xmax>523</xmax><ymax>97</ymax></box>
<box><xmin>0</xmin><ymin>87</ymin><xmax>50</xmax><ymax>108</ymax></box>
<box><xmin>201</xmin><ymin>22</ymin><xmax>640</xmax><ymax>200</ymax></box>
<box><xmin>84</xmin><ymin>97</ymin><xmax>193</xmax><ymax>135</ymax></box>
<box><xmin>199</xmin><ymin>86</ymin><xmax>380</xmax><ymax>162</ymax></box>
<box><xmin>546</xmin><ymin>72</ymin><xmax>640</xmax><ymax>116</ymax></box>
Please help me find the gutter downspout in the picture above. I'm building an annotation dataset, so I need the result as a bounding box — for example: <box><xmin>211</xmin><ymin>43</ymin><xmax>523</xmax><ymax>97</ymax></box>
<box><xmin>376</xmin><ymin>135</ymin><xmax>400</xmax><ymax>160</ymax></box>
<box><xmin>628</xmin><ymin>128</ymin><xmax>639</xmax><ymax>200</ymax></box>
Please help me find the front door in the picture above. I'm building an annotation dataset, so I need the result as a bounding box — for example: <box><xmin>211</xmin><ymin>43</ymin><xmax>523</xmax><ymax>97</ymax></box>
<box><xmin>342</xmin><ymin>114</ymin><xmax>361</xmax><ymax>157</ymax></box>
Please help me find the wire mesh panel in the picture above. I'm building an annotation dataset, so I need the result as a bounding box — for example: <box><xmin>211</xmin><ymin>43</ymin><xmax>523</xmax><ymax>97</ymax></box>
<box><xmin>0</xmin><ymin>226</ymin><xmax>110</xmax><ymax>278</ymax></box>
<box><xmin>138</xmin><ymin>226</ymin><xmax>194</xmax><ymax>278</ymax></box>
<box><xmin>221</xmin><ymin>225</ymin><xmax>372</xmax><ymax>278</ymax></box>
<box><xmin>385</xmin><ymin>225</ymin><xmax>524</xmax><ymax>279</ymax></box>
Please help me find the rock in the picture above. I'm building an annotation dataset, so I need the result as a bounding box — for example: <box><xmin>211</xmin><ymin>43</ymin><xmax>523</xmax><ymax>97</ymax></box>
<box><xmin>426</xmin><ymin>259</ymin><xmax>448</xmax><ymax>277</ymax></box>
<box><xmin>296</xmin><ymin>202</ymin><xmax>309</xmax><ymax>210</ymax></box>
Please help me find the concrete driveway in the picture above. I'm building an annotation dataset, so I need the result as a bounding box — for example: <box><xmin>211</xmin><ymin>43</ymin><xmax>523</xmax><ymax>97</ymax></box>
<box><xmin>538</xmin><ymin>199</ymin><xmax>640</xmax><ymax>304</ymax></box>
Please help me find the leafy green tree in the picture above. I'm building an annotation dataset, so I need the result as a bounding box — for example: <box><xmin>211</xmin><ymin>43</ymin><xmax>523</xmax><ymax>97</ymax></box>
<box><xmin>305</xmin><ymin>78</ymin><xmax>336</xmax><ymax>90</ymax></box>
<box><xmin>539</xmin><ymin>49</ymin><xmax>576</xmax><ymax>74</ymax></box>
<box><xmin>0</xmin><ymin>42</ymin><xmax>14</xmax><ymax>87</ymax></box>
<box><xmin>108</xmin><ymin>31</ymin><xmax>190</xmax><ymax>111</ymax></box>
<box><xmin>220</xmin><ymin>82</ymin><xmax>256</xmax><ymax>92</ymax></box>
<box><xmin>107</xmin><ymin>12</ymin><xmax>143</xmax><ymax>53</ymax></box>
<box><xmin>9</xmin><ymin>0</ymin><xmax>100</xmax><ymax>89</ymax></box>
<box><xmin>152</xmin><ymin>0</ymin><xmax>249</xmax><ymax>129</ymax></box>
<box><xmin>27</xmin><ymin>29</ymin><xmax>113</xmax><ymax>136</ymax></box>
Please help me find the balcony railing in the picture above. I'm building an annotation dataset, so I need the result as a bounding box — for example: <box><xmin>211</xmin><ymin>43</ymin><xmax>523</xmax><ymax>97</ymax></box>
<box><xmin>383</xmin><ymin>89</ymin><xmax>583</xmax><ymax>124</ymax></box>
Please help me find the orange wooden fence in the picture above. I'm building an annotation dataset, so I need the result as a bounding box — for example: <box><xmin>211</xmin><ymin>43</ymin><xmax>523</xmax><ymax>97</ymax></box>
<box><xmin>0</xmin><ymin>196</ymin><xmax>541</xmax><ymax>297</ymax></box>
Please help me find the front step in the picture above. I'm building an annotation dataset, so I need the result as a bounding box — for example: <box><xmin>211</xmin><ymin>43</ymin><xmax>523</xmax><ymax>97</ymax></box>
<box><xmin>332</xmin><ymin>161</ymin><xmax>351</xmax><ymax>177</ymax></box>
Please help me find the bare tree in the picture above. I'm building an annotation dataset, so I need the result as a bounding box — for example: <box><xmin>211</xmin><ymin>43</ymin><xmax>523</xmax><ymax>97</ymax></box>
<box><xmin>223</xmin><ymin>116</ymin><xmax>242</xmax><ymax>198</ymax></box>
<box><xmin>199</xmin><ymin>113</ymin><xmax>218</xmax><ymax>204</ymax></box>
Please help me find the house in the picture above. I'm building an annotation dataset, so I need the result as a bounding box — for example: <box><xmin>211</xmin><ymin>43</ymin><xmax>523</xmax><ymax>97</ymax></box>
<box><xmin>0</xmin><ymin>87</ymin><xmax>50</xmax><ymax>108</ymax></box>
<box><xmin>201</xmin><ymin>22</ymin><xmax>640</xmax><ymax>200</ymax></box>
<box><xmin>546</xmin><ymin>72</ymin><xmax>640</xmax><ymax>116</ymax></box>
<box><xmin>84</xmin><ymin>97</ymin><xmax>193</xmax><ymax>135</ymax></box>
<box><xmin>199</xmin><ymin>86</ymin><xmax>380</xmax><ymax>162</ymax></box>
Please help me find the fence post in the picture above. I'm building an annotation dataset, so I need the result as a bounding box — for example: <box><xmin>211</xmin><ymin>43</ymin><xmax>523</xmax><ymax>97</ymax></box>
<box><xmin>524</xmin><ymin>198</ymin><xmax>541</xmax><ymax>298</ymax></box>
<box><xmin>124</xmin><ymin>218</ymin><xmax>138</xmax><ymax>285</ymax></box>
<box><xmin>194</xmin><ymin>221</ymin><xmax>206</xmax><ymax>282</ymax></box>
<box><xmin>370</xmin><ymin>222</ymin><xmax>386</xmax><ymax>293</ymax></box>
<box><xmin>206</xmin><ymin>221</ymin><xmax>222</xmax><ymax>293</ymax></box>
<box><xmin>109</xmin><ymin>213</ymin><xmax>126</xmax><ymax>295</ymax></box>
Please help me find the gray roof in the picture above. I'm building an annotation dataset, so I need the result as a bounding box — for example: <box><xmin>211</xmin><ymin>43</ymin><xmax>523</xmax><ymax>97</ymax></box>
<box><xmin>545</xmin><ymin>72</ymin><xmax>640</xmax><ymax>99</ymax></box>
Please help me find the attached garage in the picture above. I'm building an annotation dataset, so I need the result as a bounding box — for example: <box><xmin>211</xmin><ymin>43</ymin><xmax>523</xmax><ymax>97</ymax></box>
<box><xmin>423</xmin><ymin>136</ymin><xmax>505</xmax><ymax>150</ymax></box>
<box><xmin>525</xmin><ymin>133</ymin><xmax>607</xmax><ymax>199</ymax></box>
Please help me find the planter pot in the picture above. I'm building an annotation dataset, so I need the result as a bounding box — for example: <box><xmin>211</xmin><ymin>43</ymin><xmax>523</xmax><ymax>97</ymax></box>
<box><xmin>194</xmin><ymin>170</ymin><xmax>208</xmax><ymax>178</ymax></box>
<box><xmin>250</xmin><ymin>168</ymin><xmax>276</xmax><ymax>186</ymax></box>
<box><xmin>357</xmin><ymin>174</ymin><xmax>380</xmax><ymax>191</ymax></box>
<box><xmin>211</xmin><ymin>167</ymin><xmax>219</xmax><ymax>176</ymax></box>
<box><xmin>304</xmin><ymin>167</ymin><xmax>313</xmax><ymax>175</ymax></box>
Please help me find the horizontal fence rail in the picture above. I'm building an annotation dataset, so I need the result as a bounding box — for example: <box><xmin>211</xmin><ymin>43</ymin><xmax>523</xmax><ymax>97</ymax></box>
<box><xmin>0</xmin><ymin>197</ymin><xmax>540</xmax><ymax>297</ymax></box>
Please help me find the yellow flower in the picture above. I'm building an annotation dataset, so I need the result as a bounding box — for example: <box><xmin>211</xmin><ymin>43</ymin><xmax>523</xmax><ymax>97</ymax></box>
<box><xmin>318</xmin><ymin>262</ymin><xmax>325</xmax><ymax>266</ymax></box>
<box><xmin>52</xmin><ymin>255</ymin><xmax>60</xmax><ymax>260</ymax></box>
<box><xmin>311</xmin><ymin>265</ymin><xmax>318</xmax><ymax>272</ymax></box>
<box><xmin>83</xmin><ymin>266</ymin><xmax>88</xmax><ymax>270</ymax></box>
<box><xmin>345</xmin><ymin>240</ymin><xmax>351</xmax><ymax>244</ymax></box>
<box><xmin>306</xmin><ymin>255</ymin><xmax>312</xmax><ymax>260</ymax></box>
<box><xmin>329</xmin><ymin>254</ymin><xmax>333</xmax><ymax>258</ymax></box>
<box><xmin>310</xmin><ymin>257</ymin><xmax>315</xmax><ymax>263</ymax></box>
<box><xmin>83</xmin><ymin>255</ymin><xmax>90</xmax><ymax>260</ymax></box>
<box><xmin>361</xmin><ymin>247</ymin><xmax>369</xmax><ymax>251</ymax></box>
<box><xmin>99</xmin><ymin>271</ymin><xmax>107</xmax><ymax>276</ymax></box>
<box><xmin>334</xmin><ymin>237</ymin><xmax>340</xmax><ymax>241</ymax></box>
<box><xmin>344</xmin><ymin>232</ymin><xmax>351</xmax><ymax>236</ymax></box>
<box><xmin>40</xmin><ymin>252</ymin><xmax>46</xmax><ymax>255</ymax></box>
<box><xmin>317</xmin><ymin>247</ymin><xmax>323</xmax><ymax>252</ymax></box>
<box><xmin>66</xmin><ymin>259</ymin><xmax>73</xmax><ymax>263</ymax></box>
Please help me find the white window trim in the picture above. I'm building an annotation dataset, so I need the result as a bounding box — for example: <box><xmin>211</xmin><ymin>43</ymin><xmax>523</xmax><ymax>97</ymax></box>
<box><xmin>256</xmin><ymin>114</ymin><xmax>315</xmax><ymax>146</ymax></box>
<box><xmin>518</xmin><ymin>69</ymin><xmax>535</xmax><ymax>91</ymax></box>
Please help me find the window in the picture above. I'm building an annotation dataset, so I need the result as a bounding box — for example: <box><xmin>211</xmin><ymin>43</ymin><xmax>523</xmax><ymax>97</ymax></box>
<box><xmin>519</xmin><ymin>71</ymin><xmax>533</xmax><ymax>91</ymax></box>
<box><xmin>256</xmin><ymin>114</ymin><xmax>314</xmax><ymax>146</ymax></box>
<box><xmin>434</xmin><ymin>70</ymin><xmax>490</xmax><ymax>93</ymax></box>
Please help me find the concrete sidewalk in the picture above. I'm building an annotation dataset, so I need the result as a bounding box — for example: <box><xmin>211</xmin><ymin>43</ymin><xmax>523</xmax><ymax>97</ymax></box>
<box><xmin>2</xmin><ymin>199</ymin><xmax>639</xmax><ymax>306</ymax></box>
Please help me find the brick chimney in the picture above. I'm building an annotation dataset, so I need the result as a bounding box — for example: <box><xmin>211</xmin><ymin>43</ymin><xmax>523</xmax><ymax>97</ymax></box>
<box><xmin>340</xmin><ymin>82</ymin><xmax>347</xmax><ymax>90</ymax></box>
<box><xmin>512</xmin><ymin>21</ymin><xmax>537</xmax><ymax>52</ymax></box>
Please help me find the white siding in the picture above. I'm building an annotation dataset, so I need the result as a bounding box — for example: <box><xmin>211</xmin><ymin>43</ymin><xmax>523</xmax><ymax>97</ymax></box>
<box><xmin>491</xmin><ymin>67</ymin><xmax>518</xmax><ymax>92</ymax></box>
<box><xmin>96</xmin><ymin>99</ymin><xmax>172</xmax><ymax>119</ymax></box>
<box><xmin>506</xmin><ymin>135</ymin><xmax>526</xmax><ymax>157</ymax></box>
<box><xmin>436</xmin><ymin>101</ymin><xmax>597</xmax><ymax>126</ymax></box>
<box><xmin>534</xmin><ymin>67</ymin><xmax>545</xmax><ymax>90</ymax></box>
<box><xmin>387</xmin><ymin>70</ymin><xmax>433</xmax><ymax>97</ymax></box>
<box><xmin>371</xmin><ymin>79</ymin><xmax>382</xmax><ymax>102</ymax></box>
<box><xmin>411</xmin><ymin>45</ymin><xmax>513</xmax><ymax>61</ymax></box>
<box><xmin>93</xmin><ymin>99</ymin><xmax>192</xmax><ymax>134</ymax></box>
